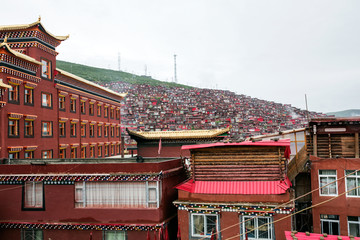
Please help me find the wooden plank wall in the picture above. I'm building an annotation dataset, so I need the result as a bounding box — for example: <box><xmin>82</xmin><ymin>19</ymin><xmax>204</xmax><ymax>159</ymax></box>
<box><xmin>191</xmin><ymin>146</ymin><xmax>287</xmax><ymax>181</ymax></box>
<box><xmin>307</xmin><ymin>133</ymin><xmax>359</xmax><ymax>158</ymax></box>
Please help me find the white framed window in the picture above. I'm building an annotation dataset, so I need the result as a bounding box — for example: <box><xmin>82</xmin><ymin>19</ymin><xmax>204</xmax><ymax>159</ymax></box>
<box><xmin>319</xmin><ymin>170</ymin><xmax>337</xmax><ymax>196</ymax></box>
<box><xmin>348</xmin><ymin>216</ymin><xmax>360</xmax><ymax>237</ymax></box>
<box><xmin>191</xmin><ymin>213</ymin><xmax>219</xmax><ymax>238</ymax></box>
<box><xmin>321</xmin><ymin>214</ymin><xmax>340</xmax><ymax>235</ymax></box>
<box><xmin>242</xmin><ymin>216</ymin><xmax>273</xmax><ymax>240</ymax></box>
<box><xmin>24</xmin><ymin>181</ymin><xmax>44</xmax><ymax>209</ymax></box>
<box><xmin>103</xmin><ymin>230</ymin><xmax>126</xmax><ymax>240</ymax></box>
<box><xmin>22</xmin><ymin>229</ymin><xmax>43</xmax><ymax>240</ymax></box>
<box><xmin>75</xmin><ymin>181</ymin><xmax>160</xmax><ymax>208</ymax></box>
<box><xmin>346</xmin><ymin>170</ymin><xmax>360</xmax><ymax>197</ymax></box>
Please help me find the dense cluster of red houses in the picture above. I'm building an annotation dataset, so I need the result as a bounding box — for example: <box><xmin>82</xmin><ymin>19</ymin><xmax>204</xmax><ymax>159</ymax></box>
<box><xmin>0</xmin><ymin>19</ymin><xmax>359</xmax><ymax>240</ymax></box>
<box><xmin>105</xmin><ymin>81</ymin><xmax>327</xmax><ymax>148</ymax></box>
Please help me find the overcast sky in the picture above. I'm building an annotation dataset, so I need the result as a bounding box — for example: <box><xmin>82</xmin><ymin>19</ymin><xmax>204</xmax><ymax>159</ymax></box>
<box><xmin>2</xmin><ymin>0</ymin><xmax>360</xmax><ymax>113</ymax></box>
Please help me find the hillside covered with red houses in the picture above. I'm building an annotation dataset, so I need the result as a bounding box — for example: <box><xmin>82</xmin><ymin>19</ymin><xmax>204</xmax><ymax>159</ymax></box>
<box><xmin>104</xmin><ymin>81</ymin><xmax>326</xmax><ymax>146</ymax></box>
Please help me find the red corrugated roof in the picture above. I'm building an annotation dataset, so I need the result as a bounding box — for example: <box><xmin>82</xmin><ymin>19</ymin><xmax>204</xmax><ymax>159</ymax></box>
<box><xmin>285</xmin><ymin>231</ymin><xmax>360</xmax><ymax>240</ymax></box>
<box><xmin>176</xmin><ymin>179</ymin><xmax>291</xmax><ymax>195</ymax></box>
<box><xmin>181</xmin><ymin>139</ymin><xmax>290</xmax><ymax>150</ymax></box>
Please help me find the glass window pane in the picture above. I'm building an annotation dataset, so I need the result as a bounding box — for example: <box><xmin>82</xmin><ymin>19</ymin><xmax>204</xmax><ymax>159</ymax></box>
<box><xmin>206</xmin><ymin>215</ymin><xmax>217</xmax><ymax>235</ymax></box>
<box><xmin>322</xmin><ymin>221</ymin><xmax>330</xmax><ymax>234</ymax></box>
<box><xmin>193</xmin><ymin>215</ymin><xmax>204</xmax><ymax>235</ymax></box>
<box><xmin>349</xmin><ymin>223</ymin><xmax>360</xmax><ymax>237</ymax></box>
<box><xmin>244</xmin><ymin>217</ymin><xmax>255</xmax><ymax>238</ymax></box>
<box><xmin>347</xmin><ymin>178</ymin><xmax>357</xmax><ymax>195</ymax></box>
<box><xmin>258</xmin><ymin>217</ymin><xmax>270</xmax><ymax>239</ymax></box>
<box><xmin>331</xmin><ymin>221</ymin><xmax>339</xmax><ymax>235</ymax></box>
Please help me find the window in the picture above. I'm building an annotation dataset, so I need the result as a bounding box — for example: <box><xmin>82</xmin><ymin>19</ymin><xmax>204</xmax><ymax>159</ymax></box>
<box><xmin>75</xmin><ymin>181</ymin><xmax>159</xmax><ymax>208</ymax></box>
<box><xmin>24</xmin><ymin>151</ymin><xmax>34</xmax><ymax>159</ymax></box>
<box><xmin>116</xmin><ymin>126</ymin><xmax>120</xmax><ymax>137</ymax></box>
<box><xmin>22</xmin><ymin>229</ymin><xmax>43</xmax><ymax>240</ymax></box>
<box><xmin>81</xmin><ymin>147</ymin><xmax>86</xmax><ymax>158</ymax></box>
<box><xmin>41</xmin><ymin>121</ymin><xmax>53</xmax><ymax>137</ymax></box>
<box><xmin>321</xmin><ymin>214</ymin><xmax>339</xmax><ymax>235</ymax></box>
<box><xmin>59</xmin><ymin>122</ymin><xmax>66</xmax><ymax>137</ymax></box>
<box><xmin>41</xmin><ymin>92</ymin><xmax>52</xmax><ymax>108</ymax></box>
<box><xmin>116</xmin><ymin>109</ymin><xmax>120</xmax><ymax>120</ymax></box>
<box><xmin>42</xmin><ymin>150</ymin><xmax>52</xmax><ymax>159</ymax></box>
<box><xmin>9</xmin><ymin>119</ymin><xmax>19</xmax><ymax>137</ymax></box>
<box><xmin>70</xmin><ymin>99</ymin><xmax>76</xmax><ymax>112</ymax></box>
<box><xmin>59</xmin><ymin>149</ymin><xmax>66</xmax><ymax>159</ymax></box>
<box><xmin>117</xmin><ymin>144</ymin><xmax>121</xmax><ymax>155</ymax></box>
<box><xmin>98</xmin><ymin>125</ymin><xmax>102</xmax><ymax>137</ymax></box>
<box><xmin>25</xmin><ymin>120</ymin><xmax>34</xmax><ymax>137</ymax></box>
<box><xmin>59</xmin><ymin>96</ymin><xmax>65</xmax><ymax>110</ymax></box>
<box><xmin>346</xmin><ymin>170</ymin><xmax>360</xmax><ymax>197</ymax></box>
<box><xmin>81</xmin><ymin>124</ymin><xmax>86</xmax><ymax>137</ymax></box>
<box><xmin>71</xmin><ymin>148</ymin><xmax>77</xmax><ymax>158</ymax></box>
<box><xmin>90</xmin><ymin>146</ymin><xmax>95</xmax><ymax>158</ymax></box>
<box><xmin>90</xmin><ymin>124</ymin><xmax>95</xmax><ymax>137</ymax></box>
<box><xmin>8</xmin><ymin>84</ymin><xmax>19</xmax><ymax>103</ymax></box>
<box><xmin>111</xmin><ymin>126</ymin><xmax>114</xmax><ymax>137</ymax></box>
<box><xmin>105</xmin><ymin>145</ymin><xmax>109</xmax><ymax>156</ymax></box>
<box><xmin>41</xmin><ymin>58</ymin><xmax>52</xmax><ymax>79</ymax></box>
<box><xmin>104</xmin><ymin>107</ymin><xmax>108</xmax><ymax>117</ymax></box>
<box><xmin>24</xmin><ymin>88</ymin><xmax>34</xmax><ymax>105</ymax></box>
<box><xmin>9</xmin><ymin>152</ymin><xmax>19</xmax><ymax>159</ymax></box>
<box><xmin>104</xmin><ymin>126</ymin><xmax>109</xmax><ymax>137</ymax></box>
<box><xmin>81</xmin><ymin>101</ymin><xmax>86</xmax><ymax>114</ymax></box>
<box><xmin>97</xmin><ymin>105</ymin><xmax>101</xmax><ymax>116</ymax></box>
<box><xmin>111</xmin><ymin>145</ymin><xmax>115</xmax><ymax>155</ymax></box>
<box><xmin>348</xmin><ymin>216</ymin><xmax>360</xmax><ymax>237</ymax></box>
<box><xmin>242</xmin><ymin>216</ymin><xmax>273</xmax><ymax>240</ymax></box>
<box><xmin>110</xmin><ymin>108</ymin><xmax>114</xmax><ymax>119</ymax></box>
<box><xmin>98</xmin><ymin>145</ymin><xmax>102</xmax><ymax>157</ymax></box>
<box><xmin>89</xmin><ymin>103</ymin><xmax>94</xmax><ymax>115</ymax></box>
<box><xmin>319</xmin><ymin>170</ymin><xmax>337</xmax><ymax>196</ymax></box>
<box><xmin>191</xmin><ymin>213</ymin><xmax>219</xmax><ymax>238</ymax></box>
<box><xmin>23</xmin><ymin>181</ymin><xmax>44</xmax><ymax>209</ymax></box>
<box><xmin>103</xmin><ymin>231</ymin><xmax>126</xmax><ymax>240</ymax></box>
<box><xmin>70</xmin><ymin>123</ymin><xmax>77</xmax><ymax>137</ymax></box>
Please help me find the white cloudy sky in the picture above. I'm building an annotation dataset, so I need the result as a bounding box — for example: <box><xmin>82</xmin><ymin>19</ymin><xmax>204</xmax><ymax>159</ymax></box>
<box><xmin>2</xmin><ymin>0</ymin><xmax>360</xmax><ymax>113</ymax></box>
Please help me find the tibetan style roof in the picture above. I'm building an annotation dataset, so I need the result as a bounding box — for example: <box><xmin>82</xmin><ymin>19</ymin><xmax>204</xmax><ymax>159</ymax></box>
<box><xmin>0</xmin><ymin>40</ymin><xmax>41</xmax><ymax>65</ymax></box>
<box><xmin>127</xmin><ymin>127</ymin><xmax>231</xmax><ymax>140</ymax></box>
<box><xmin>176</xmin><ymin>178</ymin><xmax>291</xmax><ymax>195</ymax></box>
<box><xmin>0</xmin><ymin>17</ymin><xmax>69</xmax><ymax>41</ymax></box>
<box><xmin>56</xmin><ymin>68</ymin><xmax>127</xmax><ymax>99</ymax></box>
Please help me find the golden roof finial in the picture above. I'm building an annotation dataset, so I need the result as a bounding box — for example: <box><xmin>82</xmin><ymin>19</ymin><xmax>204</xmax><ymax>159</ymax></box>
<box><xmin>38</xmin><ymin>15</ymin><xmax>41</xmax><ymax>22</ymax></box>
<box><xmin>3</xmin><ymin>35</ymin><xmax>8</xmax><ymax>43</ymax></box>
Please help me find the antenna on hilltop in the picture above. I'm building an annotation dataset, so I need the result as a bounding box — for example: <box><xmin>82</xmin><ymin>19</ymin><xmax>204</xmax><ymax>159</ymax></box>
<box><xmin>174</xmin><ymin>54</ymin><xmax>177</xmax><ymax>83</ymax></box>
<box><xmin>118</xmin><ymin>52</ymin><xmax>121</xmax><ymax>71</ymax></box>
<box><xmin>144</xmin><ymin>65</ymin><xmax>147</xmax><ymax>76</ymax></box>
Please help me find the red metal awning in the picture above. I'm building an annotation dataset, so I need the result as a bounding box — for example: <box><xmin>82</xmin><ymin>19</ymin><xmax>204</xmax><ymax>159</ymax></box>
<box><xmin>176</xmin><ymin>179</ymin><xmax>291</xmax><ymax>195</ymax></box>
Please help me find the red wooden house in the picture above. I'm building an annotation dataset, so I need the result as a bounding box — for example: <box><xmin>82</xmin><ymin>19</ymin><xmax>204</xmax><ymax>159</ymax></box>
<box><xmin>174</xmin><ymin>139</ymin><xmax>294</xmax><ymax>240</ymax></box>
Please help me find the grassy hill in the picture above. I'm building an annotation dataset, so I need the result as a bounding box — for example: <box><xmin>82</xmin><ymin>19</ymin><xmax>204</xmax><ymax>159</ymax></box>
<box><xmin>326</xmin><ymin>109</ymin><xmax>360</xmax><ymax>117</ymax></box>
<box><xmin>56</xmin><ymin>60</ymin><xmax>191</xmax><ymax>88</ymax></box>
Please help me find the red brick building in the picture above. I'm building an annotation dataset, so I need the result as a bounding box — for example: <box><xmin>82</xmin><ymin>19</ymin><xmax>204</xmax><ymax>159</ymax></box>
<box><xmin>0</xmin><ymin>157</ymin><xmax>185</xmax><ymax>239</ymax></box>
<box><xmin>0</xmin><ymin>18</ymin><xmax>126</xmax><ymax>160</ymax></box>
<box><xmin>307</xmin><ymin>117</ymin><xmax>360</xmax><ymax>237</ymax></box>
<box><xmin>174</xmin><ymin>140</ymin><xmax>294</xmax><ymax>240</ymax></box>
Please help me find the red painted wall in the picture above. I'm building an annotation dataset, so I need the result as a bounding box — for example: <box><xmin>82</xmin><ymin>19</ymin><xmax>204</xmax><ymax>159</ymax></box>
<box><xmin>310</xmin><ymin>156</ymin><xmax>360</xmax><ymax>235</ymax></box>
<box><xmin>138</xmin><ymin>144</ymin><xmax>190</xmax><ymax>158</ymax></box>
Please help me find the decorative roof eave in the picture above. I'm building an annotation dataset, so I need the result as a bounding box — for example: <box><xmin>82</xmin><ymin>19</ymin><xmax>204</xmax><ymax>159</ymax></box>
<box><xmin>0</xmin><ymin>17</ymin><xmax>69</xmax><ymax>41</ymax></box>
<box><xmin>0</xmin><ymin>79</ymin><xmax>11</xmax><ymax>89</ymax></box>
<box><xmin>127</xmin><ymin>126</ymin><xmax>231</xmax><ymax>140</ymax></box>
<box><xmin>0</xmin><ymin>41</ymin><xmax>42</xmax><ymax>65</ymax></box>
<box><xmin>56</xmin><ymin>68</ymin><xmax>127</xmax><ymax>99</ymax></box>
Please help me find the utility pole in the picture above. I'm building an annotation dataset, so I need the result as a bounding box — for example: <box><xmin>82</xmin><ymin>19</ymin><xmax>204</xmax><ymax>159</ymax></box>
<box><xmin>118</xmin><ymin>52</ymin><xmax>121</xmax><ymax>71</ymax></box>
<box><xmin>174</xmin><ymin>54</ymin><xmax>177</xmax><ymax>83</ymax></box>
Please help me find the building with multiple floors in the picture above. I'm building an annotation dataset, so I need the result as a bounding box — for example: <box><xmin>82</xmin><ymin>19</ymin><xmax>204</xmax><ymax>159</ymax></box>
<box><xmin>174</xmin><ymin>139</ymin><xmax>294</xmax><ymax>240</ymax></box>
<box><xmin>0</xmin><ymin>18</ymin><xmax>126</xmax><ymax>160</ymax></box>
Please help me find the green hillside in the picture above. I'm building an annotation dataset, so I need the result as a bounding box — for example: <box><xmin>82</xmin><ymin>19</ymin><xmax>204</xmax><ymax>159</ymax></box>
<box><xmin>326</xmin><ymin>109</ymin><xmax>360</xmax><ymax>117</ymax></box>
<box><xmin>56</xmin><ymin>60</ymin><xmax>191</xmax><ymax>88</ymax></box>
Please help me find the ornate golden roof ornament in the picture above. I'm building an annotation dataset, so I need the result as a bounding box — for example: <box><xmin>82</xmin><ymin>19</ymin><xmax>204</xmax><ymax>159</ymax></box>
<box><xmin>3</xmin><ymin>35</ymin><xmax>7</xmax><ymax>43</ymax></box>
<box><xmin>38</xmin><ymin>15</ymin><xmax>41</xmax><ymax>22</ymax></box>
